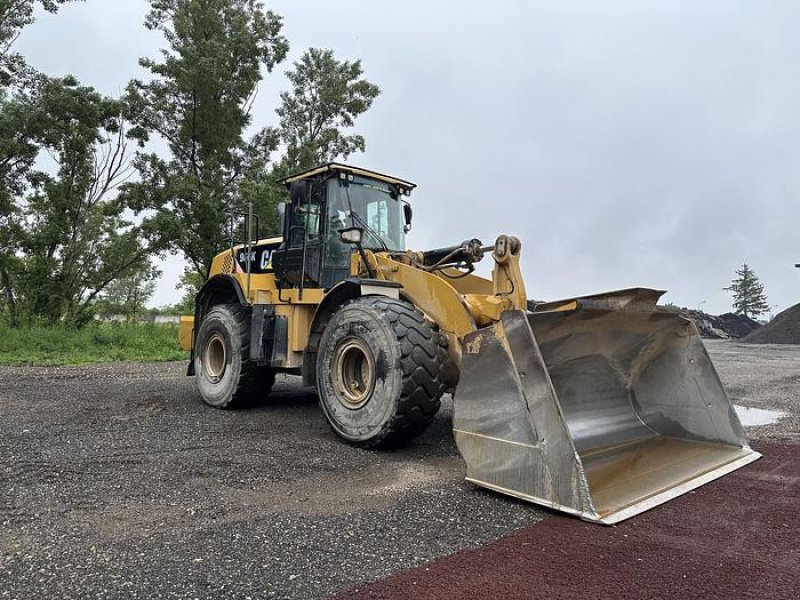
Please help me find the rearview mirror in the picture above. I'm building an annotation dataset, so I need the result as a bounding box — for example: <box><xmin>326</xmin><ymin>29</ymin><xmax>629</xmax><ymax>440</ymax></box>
<box><xmin>402</xmin><ymin>201</ymin><xmax>413</xmax><ymax>233</ymax></box>
<box><xmin>340</xmin><ymin>227</ymin><xmax>364</xmax><ymax>245</ymax></box>
<box><xmin>277</xmin><ymin>202</ymin><xmax>286</xmax><ymax>235</ymax></box>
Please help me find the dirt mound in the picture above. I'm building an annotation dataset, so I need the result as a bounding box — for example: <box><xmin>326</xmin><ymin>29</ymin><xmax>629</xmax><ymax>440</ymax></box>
<box><xmin>681</xmin><ymin>309</ymin><xmax>761</xmax><ymax>339</ymax></box>
<box><xmin>742</xmin><ymin>302</ymin><xmax>800</xmax><ymax>345</ymax></box>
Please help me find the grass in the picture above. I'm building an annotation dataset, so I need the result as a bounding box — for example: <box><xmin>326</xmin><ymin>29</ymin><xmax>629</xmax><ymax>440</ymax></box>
<box><xmin>0</xmin><ymin>322</ymin><xmax>188</xmax><ymax>366</ymax></box>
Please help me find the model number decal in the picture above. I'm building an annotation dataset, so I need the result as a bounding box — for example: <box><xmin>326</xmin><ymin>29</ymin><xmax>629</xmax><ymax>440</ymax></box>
<box><xmin>235</xmin><ymin>244</ymin><xmax>280</xmax><ymax>273</ymax></box>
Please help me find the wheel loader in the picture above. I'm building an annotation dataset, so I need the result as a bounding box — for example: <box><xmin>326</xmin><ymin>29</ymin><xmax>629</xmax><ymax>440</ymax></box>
<box><xmin>178</xmin><ymin>162</ymin><xmax>760</xmax><ymax>524</ymax></box>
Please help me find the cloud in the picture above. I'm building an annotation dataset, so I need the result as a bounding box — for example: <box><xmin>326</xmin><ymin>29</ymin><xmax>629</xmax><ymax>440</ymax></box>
<box><xmin>17</xmin><ymin>0</ymin><xmax>800</xmax><ymax>313</ymax></box>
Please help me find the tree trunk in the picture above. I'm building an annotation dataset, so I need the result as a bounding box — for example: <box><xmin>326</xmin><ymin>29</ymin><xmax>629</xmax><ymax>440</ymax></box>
<box><xmin>0</xmin><ymin>267</ymin><xmax>18</xmax><ymax>326</ymax></box>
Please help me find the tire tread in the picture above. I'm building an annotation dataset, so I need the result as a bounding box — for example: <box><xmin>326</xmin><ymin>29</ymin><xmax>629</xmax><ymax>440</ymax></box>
<box><xmin>338</xmin><ymin>296</ymin><xmax>447</xmax><ymax>448</ymax></box>
<box><xmin>200</xmin><ymin>304</ymin><xmax>275</xmax><ymax>409</ymax></box>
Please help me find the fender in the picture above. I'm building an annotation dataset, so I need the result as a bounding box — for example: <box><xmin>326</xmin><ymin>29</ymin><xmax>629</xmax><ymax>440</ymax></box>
<box><xmin>300</xmin><ymin>278</ymin><xmax>402</xmax><ymax>386</ymax></box>
<box><xmin>187</xmin><ymin>275</ymin><xmax>247</xmax><ymax>375</ymax></box>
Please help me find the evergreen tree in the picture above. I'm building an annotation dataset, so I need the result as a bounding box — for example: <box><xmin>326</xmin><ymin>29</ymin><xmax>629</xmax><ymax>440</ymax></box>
<box><xmin>724</xmin><ymin>263</ymin><xmax>769</xmax><ymax>318</ymax></box>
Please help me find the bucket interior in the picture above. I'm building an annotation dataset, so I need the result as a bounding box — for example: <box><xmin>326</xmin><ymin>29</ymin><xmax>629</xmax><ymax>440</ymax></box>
<box><xmin>531</xmin><ymin>309</ymin><xmax>752</xmax><ymax>519</ymax></box>
<box><xmin>454</xmin><ymin>304</ymin><xmax>759</xmax><ymax>524</ymax></box>
<box><xmin>578</xmin><ymin>437</ymin><xmax>752</xmax><ymax>519</ymax></box>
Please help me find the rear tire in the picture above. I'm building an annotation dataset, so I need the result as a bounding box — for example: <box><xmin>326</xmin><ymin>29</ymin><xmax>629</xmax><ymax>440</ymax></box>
<box><xmin>316</xmin><ymin>296</ymin><xmax>447</xmax><ymax>448</ymax></box>
<box><xmin>194</xmin><ymin>304</ymin><xmax>275</xmax><ymax>408</ymax></box>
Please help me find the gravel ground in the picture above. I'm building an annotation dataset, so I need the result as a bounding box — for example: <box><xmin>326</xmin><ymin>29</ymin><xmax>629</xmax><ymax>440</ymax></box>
<box><xmin>0</xmin><ymin>364</ymin><xmax>541</xmax><ymax>600</ymax></box>
<box><xmin>705</xmin><ymin>339</ymin><xmax>800</xmax><ymax>439</ymax></box>
<box><xmin>0</xmin><ymin>340</ymin><xmax>797</xmax><ymax>599</ymax></box>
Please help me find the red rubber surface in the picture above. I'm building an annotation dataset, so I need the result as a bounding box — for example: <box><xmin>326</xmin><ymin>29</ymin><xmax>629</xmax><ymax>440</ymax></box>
<box><xmin>334</xmin><ymin>442</ymin><xmax>799</xmax><ymax>600</ymax></box>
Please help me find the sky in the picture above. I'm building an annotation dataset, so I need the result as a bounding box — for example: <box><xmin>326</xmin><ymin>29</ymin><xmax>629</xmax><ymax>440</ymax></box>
<box><xmin>16</xmin><ymin>0</ymin><xmax>800</xmax><ymax>316</ymax></box>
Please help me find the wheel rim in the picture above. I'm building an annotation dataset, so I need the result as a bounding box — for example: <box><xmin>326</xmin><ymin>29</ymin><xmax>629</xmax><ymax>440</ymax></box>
<box><xmin>204</xmin><ymin>333</ymin><xmax>227</xmax><ymax>382</ymax></box>
<box><xmin>332</xmin><ymin>337</ymin><xmax>376</xmax><ymax>409</ymax></box>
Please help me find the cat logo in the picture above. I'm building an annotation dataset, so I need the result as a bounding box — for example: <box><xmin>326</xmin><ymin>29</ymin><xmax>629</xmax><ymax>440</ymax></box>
<box><xmin>235</xmin><ymin>244</ymin><xmax>280</xmax><ymax>274</ymax></box>
<box><xmin>259</xmin><ymin>249</ymin><xmax>273</xmax><ymax>270</ymax></box>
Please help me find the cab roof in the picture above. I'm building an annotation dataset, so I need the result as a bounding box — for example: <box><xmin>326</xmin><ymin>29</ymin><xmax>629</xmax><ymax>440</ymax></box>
<box><xmin>277</xmin><ymin>162</ymin><xmax>416</xmax><ymax>194</ymax></box>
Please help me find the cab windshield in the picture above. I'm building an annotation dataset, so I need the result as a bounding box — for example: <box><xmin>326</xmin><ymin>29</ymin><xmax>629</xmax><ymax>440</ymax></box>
<box><xmin>327</xmin><ymin>176</ymin><xmax>405</xmax><ymax>252</ymax></box>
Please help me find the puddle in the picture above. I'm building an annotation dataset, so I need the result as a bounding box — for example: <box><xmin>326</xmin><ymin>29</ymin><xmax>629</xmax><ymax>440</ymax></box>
<box><xmin>734</xmin><ymin>405</ymin><xmax>786</xmax><ymax>427</ymax></box>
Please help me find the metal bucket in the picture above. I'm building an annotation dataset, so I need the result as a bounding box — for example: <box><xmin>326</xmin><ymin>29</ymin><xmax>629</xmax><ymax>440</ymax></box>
<box><xmin>453</xmin><ymin>288</ymin><xmax>760</xmax><ymax>524</ymax></box>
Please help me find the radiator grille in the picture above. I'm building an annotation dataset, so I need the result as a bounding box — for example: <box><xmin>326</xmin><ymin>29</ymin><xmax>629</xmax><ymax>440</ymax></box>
<box><xmin>221</xmin><ymin>254</ymin><xmax>234</xmax><ymax>273</ymax></box>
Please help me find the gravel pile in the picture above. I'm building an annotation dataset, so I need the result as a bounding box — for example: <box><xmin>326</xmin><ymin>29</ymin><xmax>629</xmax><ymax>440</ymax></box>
<box><xmin>679</xmin><ymin>309</ymin><xmax>761</xmax><ymax>339</ymax></box>
<box><xmin>742</xmin><ymin>302</ymin><xmax>800</xmax><ymax>345</ymax></box>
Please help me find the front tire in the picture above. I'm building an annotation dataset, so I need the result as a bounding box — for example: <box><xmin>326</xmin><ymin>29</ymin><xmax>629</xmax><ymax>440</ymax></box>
<box><xmin>194</xmin><ymin>304</ymin><xmax>275</xmax><ymax>408</ymax></box>
<box><xmin>316</xmin><ymin>297</ymin><xmax>447</xmax><ymax>448</ymax></box>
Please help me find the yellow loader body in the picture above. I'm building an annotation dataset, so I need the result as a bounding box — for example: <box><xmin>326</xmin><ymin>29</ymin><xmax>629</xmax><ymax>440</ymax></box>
<box><xmin>182</xmin><ymin>162</ymin><xmax>758</xmax><ymax>524</ymax></box>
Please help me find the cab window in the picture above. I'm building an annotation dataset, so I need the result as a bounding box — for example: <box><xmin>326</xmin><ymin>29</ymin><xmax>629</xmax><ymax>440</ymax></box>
<box><xmin>289</xmin><ymin>186</ymin><xmax>322</xmax><ymax>248</ymax></box>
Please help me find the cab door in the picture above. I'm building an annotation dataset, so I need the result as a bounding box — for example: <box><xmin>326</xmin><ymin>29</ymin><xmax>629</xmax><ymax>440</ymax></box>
<box><xmin>319</xmin><ymin>178</ymin><xmax>354</xmax><ymax>288</ymax></box>
<box><xmin>273</xmin><ymin>180</ymin><xmax>324</xmax><ymax>289</ymax></box>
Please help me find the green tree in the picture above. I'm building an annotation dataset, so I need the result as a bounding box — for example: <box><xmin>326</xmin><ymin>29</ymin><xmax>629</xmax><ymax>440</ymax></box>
<box><xmin>724</xmin><ymin>263</ymin><xmax>769</xmax><ymax>318</ymax></box>
<box><xmin>0</xmin><ymin>84</ymin><xmax>40</xmax><ymax>321</ymax></box>
<box><xmin>5</xmin><ymin>76</ymin><xmax>164</xmax><ymax>326</ymax></box>
<box><xmin>96</xmin><ymin>262</ymin><xmax>161</xmax><ymax>322</ymax></box>
<box><xmin>276</xmin><ymin>48</ymin><xmax>381</xmax><ymax>173</ymax></box>
<box><xmin>173</xmin><ymin>269</ymin><xmax>204</xmax><ymax>315</ymax></box>
<box><xmin>0</xmin><ymin>0</ymin><xmax>83</xmax><ymax>322</ymax></box>
<box><xmin>0</xmin><ymin>0</ymin><xmax>81</xmax><ymax>84</ymax></box>
<box><xmin>241</xmin><ymin>48</ymin><xmax>381</xmax><ymax>236</ymax></box>
<box><xmin>124</xmin><ymin>0</ymin><xmax>289</xmax><ymax>276</ymax></box>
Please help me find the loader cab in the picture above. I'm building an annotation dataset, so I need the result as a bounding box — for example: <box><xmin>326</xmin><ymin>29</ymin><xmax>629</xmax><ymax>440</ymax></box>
<box><xmin>273</xmin><ymin>163</ymin><xmax>415</xmax><ymax>291</ymax></box>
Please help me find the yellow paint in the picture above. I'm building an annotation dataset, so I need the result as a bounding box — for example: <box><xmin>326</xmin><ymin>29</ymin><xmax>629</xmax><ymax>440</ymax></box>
<box><xmin>275</xmin><ymin>304</ymin><xmax>314</xmax><ymax>353</ymax></box>
<box><xmin>226</xmin><ymin>236</ymin><xmax>283</xmax><ymax>258</ymax></box>
<box><xmin>209</xmin><ymin>250</ymin><xmax>234</xmax><ymax>275</ymax></box>
<box><xmin>255</xmin><ymin>289</ymin><xmax>273</xmax><ymax>304</ymax></box>
<box><xmin>490</xmin><ymin>236</ymin><xmax>527</xmax><ymax>311</ymax></box>
<box><xmin>179</xmin><ymin>316</ymin><xmax>194</xmax><ymax>351</ymax></box>
<box><xmin>194</xmin><ymin>228</ymin><xmax>533</xmax><ymax>375</ymax></box>
<box><xmin>350</xmin><ymin>249</ymin><xmax>386</xmax><ymax>280</ymax></box>
<box><xmin>238</xmin><ymin>273</ymin><xmax>274</xmax><ymax>300</ymax></box>
<box><xmin>226</xmin><ymin>271</ymin><xmax>324</xmax><ymax>305</ymax></box>
<box><xmin>534</xmin><ymin>300</ymin><xmax>579</xmax><ymax>313</ymax></box>
<box><xmin>435</xmin><ymin>268</ymin><xmax>494</xmax><ymax>295</ymax></box>
<box><xmin>373</xmin><ymin>254</ymin><xmax>476</xmax><ymax>340</ymax></box>
<box><xmin>463</xmin><ymin>294</ymin><xmax>512</xmax><ymax>327</ymax></box>
<box><xmin>268</xmin><ymin>287</ymin><xmax>325</xmax><ymax>305</ymax></box>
